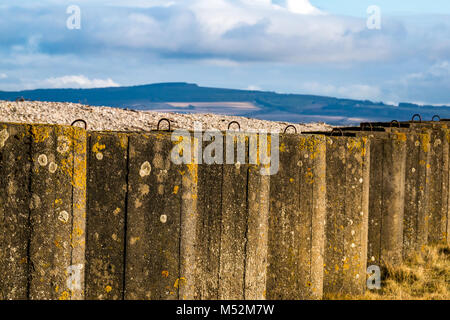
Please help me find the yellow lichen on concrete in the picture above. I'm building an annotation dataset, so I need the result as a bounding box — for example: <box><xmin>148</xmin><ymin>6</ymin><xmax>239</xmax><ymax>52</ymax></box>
<box><xmin>421</xmin><ymin>133</ymin><xmax>431</xmax><ymax>153</ymax></box>
<box><xmin>31</xmin><ymin>125</ymin><xmax>51</xmax><ymax>143</ymax></box>
<box><xmin>395</xmin><ymin>132</ymin><xmax>407</xmax><ymax>143</ymax></box>
<box><xmin>92</xmin><ymin>141</ymin><xmax>105</xmax><ymax>154</ymax></box>
<box><xmin>298</xmin><ymin>135</ymin><xmax>323</xmax><ymax>159</ymax></box>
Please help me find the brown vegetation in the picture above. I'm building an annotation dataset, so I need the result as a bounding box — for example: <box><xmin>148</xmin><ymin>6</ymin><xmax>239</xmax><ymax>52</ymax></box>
<box><xmin>325</xmin><ymin>244</ymin><xmax>450</xmax><ymax>300</ymax></box>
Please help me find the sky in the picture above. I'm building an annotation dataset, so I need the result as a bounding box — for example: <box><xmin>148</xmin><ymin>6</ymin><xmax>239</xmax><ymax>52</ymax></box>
<box><xmin>0</xmin><ymin>0</ymin><xmax>450</xmax><ymax>105</ymax></box>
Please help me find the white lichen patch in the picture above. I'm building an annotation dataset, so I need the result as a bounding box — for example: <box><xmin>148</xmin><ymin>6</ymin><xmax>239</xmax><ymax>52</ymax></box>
<box><xmin>152</xmin><ymin>153</ymin><xmax>164</xmax><ymax>169</ymax></box>
<box><xmin>139</xmin><ymin>184</ymin><xmax>150</xmax><ymax>196</ymax></box>
<box><xmin>38</xmin><ymin>154</ymin><xmax>48</xmax><ymax>166</ymax></box>
<box><xmin>140</xmin><ymin>161</ymin><xmax>151</xmax><ymax>177</ymax></box>
<box><xmin>58</xmin><ymin>210</ymin><xmax>69</xmax><ymax>223</ymax></box>
<box><xmin>434</xmin><ymin>139</ymin><xmax>442</xmax><ymax>147</ymax></box>
<box><xmin>0</xmin><ymin>128</ymin><xmax>9</xmax><ymax>148</ymax></box>
<box><xmin>57</xmin><ymin>136</ymin><xmax>70</xmax><ymax>154</ymax></box>
<box><xmin>49</xmin><ymin>162</ymin><xmax>58</xmax><ymax>173</ymax></box>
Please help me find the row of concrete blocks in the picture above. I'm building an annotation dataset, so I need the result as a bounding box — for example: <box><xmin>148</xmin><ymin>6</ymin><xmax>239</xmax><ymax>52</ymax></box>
<box><xmin>0</xmin><ymin>120</ymin><xmax>448</xmax><ymax>300</ymax></box>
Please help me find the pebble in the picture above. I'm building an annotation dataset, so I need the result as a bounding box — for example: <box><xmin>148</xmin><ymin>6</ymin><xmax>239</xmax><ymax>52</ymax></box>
<box><xmin>0</xmin><ymin>100</ymin><xmax>333</xmax><ymax>133</ymax></box>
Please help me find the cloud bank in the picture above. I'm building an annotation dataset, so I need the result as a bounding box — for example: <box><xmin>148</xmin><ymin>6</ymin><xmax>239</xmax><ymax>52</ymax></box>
<box><xmin>0</xmin><ymin>0</ymin><xmax>449</xmax><ymax>104</ymax></box>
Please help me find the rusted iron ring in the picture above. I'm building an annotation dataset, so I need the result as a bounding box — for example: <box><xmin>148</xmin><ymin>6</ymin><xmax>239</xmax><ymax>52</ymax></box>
<box><xmin>390</xmin><ymin>120</ymin><xmax>400</xmax><ymax>128</ymax></box>
<box><xmin>411</xmin><ymin>114</ymin><xmax>422</xmax><ymax>122</ymax></box>
<box><xmin>227</xmin><ymin>121</ymin><xmax>241</xmax><ymax>131</ymax></box>
<box><xmin>432</xmin><ymin>115</ymin><xmax>441</xmax><ymax>122</ymax></box>
<box><xmin>330</xmin><ymin>128</ymin><xmax>344</xmax><ymax>136</ymax></box>
<box><xmin>71</xmin><ymin>119</ymin><xmax>87</xmax><ymax>130</ymax></box>
<box><xmin>157</xmin><ymin>118</ymin><xmax>171</xmax><ymax>131</ymax></box>
<box><xmin>284</xmin><ymin>125</ymin><xmax>297</xmax><ymax>134</ymax></box>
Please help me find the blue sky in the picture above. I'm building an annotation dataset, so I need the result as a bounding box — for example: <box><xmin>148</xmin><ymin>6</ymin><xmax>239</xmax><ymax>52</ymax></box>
<box><xmin>1</xmin><ymin>0</ymin><xmax>450</xmax><ymax>105</ymax></box>
<box><xmin>310</xmin><ymin>0</ymin><xmax>450</xmax><ymax>17</ymax></box>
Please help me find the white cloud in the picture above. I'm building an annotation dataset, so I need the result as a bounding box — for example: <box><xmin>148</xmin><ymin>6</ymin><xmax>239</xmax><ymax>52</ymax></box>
<box><xmin>44</xmin><ymin>75</ymin><xmax>120</xmax><ymax>88</ymax></box>
<box><xmin>300</xmin><ymin>82</ymin><xmax>382</xmax><ymax>101</ymax></box>
<box><xmin>406</xmin><ymin>61</ymin><xmax>450</xmax><ymax>81</ymax></box>
<box><xmin>246</xmin><ymin>85</ymin><xmax>262</xmax><ymax>91</ymax></box>
<box><xmin>286</xmin><ymin>0</ymin><xmax>322</xmax><ymax>15</ymax></box>
<box><xmin>0</xmin><ymin>73</ymin><xmax>7</xmax><ymax>79</ymax></box>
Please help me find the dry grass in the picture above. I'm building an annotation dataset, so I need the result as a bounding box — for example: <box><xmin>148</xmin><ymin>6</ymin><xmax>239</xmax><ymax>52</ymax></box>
<box><xmin>325</xmin><ymin>244</ymin><xmax>450</xmax><ymax>300</ymax></box>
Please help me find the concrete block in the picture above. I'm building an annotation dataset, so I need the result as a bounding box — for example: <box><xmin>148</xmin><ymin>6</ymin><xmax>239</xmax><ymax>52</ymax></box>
<box><xmin>366</xmin><ymin>132</ymin><xmax>407</xmax><ymax>266</ymax></box>
<box><xmin>192</xmin><ymin>139</ymin><xmax>223</xmax><ymax>300</ymax></box>
<box><xmin>399</xmin><ymin>130</ymin><xmax>431</xmax><ymax>257</ymax></box>
<box><xmin>218</xmin><ymin>133</ymin><xmax>249</xmax><ymax>300</ymax></box>
<box><xmin>244</xmin><ymin>163</ymin><xmax>270</xmax><ymax>300</ymax></box>
<box><xmin>267</xmin><ymin>134</ymin><xmax>326</xmax><ymax>300</ymax></box>
<box><xmin>124</xmin><ymin>132</ymin><xmax>183</xmax><ymax>300</ymax></box>
<box><xmin>360</xmin><ymin>125</ymin><xmax>432</xmax><ymax>258</ymax></box>
<box><xmin>408</xmin><ymin>123</ymin><xmax>450</xmax><ymax>245</ymax></box>
<box><xmin>323</xmin><ymin>136</ymin><xmax>370</xmax><ymax>296</ymax></box>
<box><xmin>0</xmin><ymin>123</ymin><xmax>31</xmax><ymax>300</ymax></box>
<box><xmin>85</xmin><ymin>132</ymin><xmax>128</xmax><ymax>300</ymax></box>
<box><xmin>70</xmin><ymin>126</ymin><xmax>87</xmax><ymax>300</ymax></box>
<box><xmin>28</xmin><ymin>125</ymin><xmax>87</xmax><ymax>300</ymax></box>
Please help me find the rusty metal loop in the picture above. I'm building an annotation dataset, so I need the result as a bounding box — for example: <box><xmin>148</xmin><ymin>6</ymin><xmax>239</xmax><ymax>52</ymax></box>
<box><xmin>157</xmin><ymin>118</ymin><xmax>171</xmax><ymax>131</ymax></box>
<box><xmin>284</xmin><ymin>125</ymin><xmax>297</xmax><ymax>134</ymax></box>
<box><xmin>411</xmin><ymin>114</ymin><xmax>422</xmax><ymax>122</ymax></box>
<box><xmin>330</xmin><ymin>128</ymin><xmax>344</xmax><ymax>136</ymax></box>
<box><xmin>390</xmin><ymin>120</ymin><xmax>400</xmax><ymax>128</ymax></box>
<box><xmin>71</xmin><ymin>119</ymin><xmax>87</xmax><ymax>130</ymax></box>
<box><xmin>227</xmin><ymin>121</ymin><xmax>241</xmax><ymax>131</ymax></box>
<box><xmin>361</xmin><ymin>123</ymin><xmax>373</xmax><ymax>131</ymax></box>
<box><xmin>432</xmin><ymin>115</ymin><xmax>441</xmax><ymax>122</ymax></box>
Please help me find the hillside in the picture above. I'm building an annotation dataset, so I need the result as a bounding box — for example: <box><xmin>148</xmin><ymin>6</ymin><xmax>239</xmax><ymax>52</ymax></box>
<box><xmin>1</xmin><ymin>83</ymin><xmax>450</xmax><ymax>125</ymax></box>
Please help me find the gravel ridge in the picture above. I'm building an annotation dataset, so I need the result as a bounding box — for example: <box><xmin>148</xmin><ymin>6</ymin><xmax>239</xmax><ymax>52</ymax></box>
<box><xmin>0</xmin><ymin>100</ymin><xmax>332</xmax><ymax>133</ymax></box>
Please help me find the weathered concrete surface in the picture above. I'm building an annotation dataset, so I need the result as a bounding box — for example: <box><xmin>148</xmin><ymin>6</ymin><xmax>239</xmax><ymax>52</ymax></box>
<box><xmin>70</xmin><ymin>127</ymin><xmax>87</xmax><ymax>300</ymax></box>
<box><xmin>28</xmin><ymin>125</ymin><xmax>87</xmax><ymax>300</ymax></box>
<box><xmin>365</xmin><ymin>132</ymin><xmax>407</xmax><ymax>266</ymax></box>
<box><xmin>397</xmin><ymin>129</ymin><xmax>431</xmax><ymax>257</ymax></box>
<box><xmin>244</xmin><ymin>161</ymin><xmax>270</xmax><ymax>300</ymax></box>
<box><xmin>218</xmin><ymin>133</ymin><xmax>249</xmax><ymax>300</ymax></box>
<box><xmin>0</xmin><ymin>123</ymin><xmax>87</xmax><ymax>300</ymax></box>
<box><xmin>323</xmin><ymin>136</ymin><xmax>370</xmax><ymax>296</ymax></box>
<box><xmin>192</xmin><ymin>138</ymin><xmax>223</xmax><ymax>300</ymax></box>
<box><xmin>0</xmin><ymin>123</ymin><xmax>31</xmax><ymax>300</ymax></box>
<box><xmin>365</xmin><ymin>125</ymin><xmax>432</xmax><ymax>258</ymax></box>
<box><xmin>178</xmin><ymin>138</ymin><xmax>199</xmax><ymax>300</ymax></box>
<box><xmin>408</xmin><ymin>123</ymin><xmax>450</xmax><ymax>245</ymax></box>
<box><xmin>267</xmin><ymin>134</ymin><xmax>326</xmax><ymax>300</ymax></box>
<box><xmin>173</xmin><ymin>132</ymin><xmax>270</xmax><ymax>300</ymax></box>
<box><xmin>4</xmin><ymin>121</ymin><xmax>445</xmax><ymax>300</ymax></box>
<box><xmin>85</xmin><ymin>132</ymin><xmax>128</xmax><ymax>300</ymax></box>
<box><xmin>124</xmin><ymin>132</ymin><xmax>183</xmax><ymax>300</ymax></box>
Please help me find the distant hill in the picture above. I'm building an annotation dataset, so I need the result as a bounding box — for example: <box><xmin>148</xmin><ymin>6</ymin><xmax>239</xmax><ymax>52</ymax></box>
<box><xmin>1</xmin><ymin>82</ymin><xmax>449</xmax><ymax>125</ymax></box>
